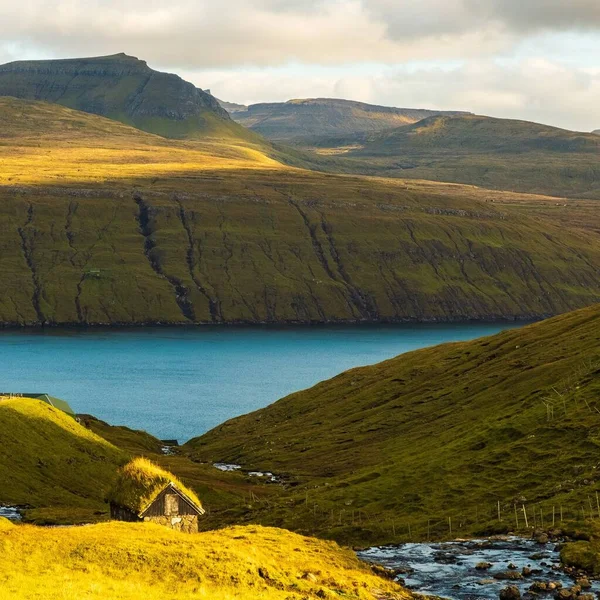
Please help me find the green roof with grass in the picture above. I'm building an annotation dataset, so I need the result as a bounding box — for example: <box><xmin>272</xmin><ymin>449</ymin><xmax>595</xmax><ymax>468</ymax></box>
<box><xmin>108</xmin><ymin>457</ymin><xmax>203</xmax><ymax>516</ymax></box>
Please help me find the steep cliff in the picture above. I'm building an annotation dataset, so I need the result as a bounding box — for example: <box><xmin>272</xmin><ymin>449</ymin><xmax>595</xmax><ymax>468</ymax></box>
<box><xmin>0</xmin><ymin>53</ymin><xmax>250</xmax><ymax>140</ymax></box>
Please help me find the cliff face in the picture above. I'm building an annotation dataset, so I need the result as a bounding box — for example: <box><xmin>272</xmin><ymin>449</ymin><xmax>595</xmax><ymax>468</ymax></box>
<box><xmin>0</xmin><ymin>53</ymin><xmax>230</xmax><ymax>137</ymax></box>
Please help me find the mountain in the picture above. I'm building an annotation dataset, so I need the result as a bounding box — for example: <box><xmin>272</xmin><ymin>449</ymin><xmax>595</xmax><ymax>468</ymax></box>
<box><xmin>0</xmin><ymin>521</ymin><xmax>408</xmax><ymax>600</ymax></box>
<box><xmin>593</xmin><ymin>130</ymin><xmax>600</xmax><ymax>136</ymax></box>
<box><xmin>0</xmin><ymin>397</ymin><xmax>126</xmax><ymax>524</ymax></box>
<box><xmin>0</xmin><ymin>53</ymin><xmax>260</xmax><ymax>141</ymax></box>
<box><xmin>315</xmin><ymin>114</ymin><xmax>600</xmax><ymax>198</ymax></box>
<box><xmin>2</xmin><ymin>96</ymin><xmax>600</xmax><ymax>326</ymax></box>
<box><xmin>185</xmin><ymin>303</ymin><xmax>600</xmax><ymax>544</ymax></box>
<box><xmin>231</xmin><ymin>98</ymin><xmax>470</xmax><ymax>143</ymax></box>
<box><xmin>216</xmin><ymin>97</ymin><xmax>248</xmax><ymax>113</ymax></box>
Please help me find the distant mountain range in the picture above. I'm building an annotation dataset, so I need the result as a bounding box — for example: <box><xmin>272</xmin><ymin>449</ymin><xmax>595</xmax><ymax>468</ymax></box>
<box><xmin>220</xmin><ymin>97</ymin><xmax>470</xmax><ymax>142</ymax></box>
<box><xmin>593</xmin><ymin>129</ymin><xmax>600</xmax><ymax>135</ymax></box>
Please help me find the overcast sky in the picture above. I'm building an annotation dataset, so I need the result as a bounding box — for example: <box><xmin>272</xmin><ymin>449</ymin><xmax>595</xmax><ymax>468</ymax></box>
<box><xmin>1</xmin><ymin>0</ymin><xmax>599</xmax><ymax>131</ymax></box>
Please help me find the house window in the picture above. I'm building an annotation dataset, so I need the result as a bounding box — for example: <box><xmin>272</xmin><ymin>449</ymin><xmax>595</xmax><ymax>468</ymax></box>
<box><xmin>165</xmin><ymin>494</ymin><xmax>179</xmax><ymax>516</ymax></box>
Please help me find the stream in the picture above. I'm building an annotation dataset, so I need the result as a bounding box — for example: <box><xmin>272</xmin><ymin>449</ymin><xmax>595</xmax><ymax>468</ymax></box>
<box><xmin>359</xmin><ymin>537</ymin><xmax>598</xmax><ymax>600</ymax></box>
<box><xmin>0</xmin><ymin>506</ymin><xmax>22</xmax><ymax>521</ymax></box>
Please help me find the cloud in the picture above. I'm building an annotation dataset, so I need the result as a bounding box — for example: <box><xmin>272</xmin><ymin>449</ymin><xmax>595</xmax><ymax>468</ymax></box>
<box><xmin>1</xmin><ymin>0</ymin><xmax>598</xmax><ymax>69</ymax></box>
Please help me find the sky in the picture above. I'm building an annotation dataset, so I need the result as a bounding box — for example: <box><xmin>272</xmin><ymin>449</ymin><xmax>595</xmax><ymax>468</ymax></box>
<box><xmin>1</xmin><ymin>0</ymin><xmax>599</xmax><ymax>131</ymax></box>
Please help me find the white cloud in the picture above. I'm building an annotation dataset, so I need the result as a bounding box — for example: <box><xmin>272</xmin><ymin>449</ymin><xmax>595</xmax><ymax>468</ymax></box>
<box><xmin>2</xmin><ymin>0</ymin><xmax>599</xmax><ymax>69</ymax></box>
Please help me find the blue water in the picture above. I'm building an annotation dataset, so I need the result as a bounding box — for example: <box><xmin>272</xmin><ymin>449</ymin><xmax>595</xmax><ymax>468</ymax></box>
<box><xmin>0</xmin><ymin>323</ymin><xmax>524</xmax><ymax>442</ymax></box>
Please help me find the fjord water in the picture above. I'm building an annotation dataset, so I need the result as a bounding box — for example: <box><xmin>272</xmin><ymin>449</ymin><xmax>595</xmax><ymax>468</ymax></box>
<box><xmin>0</xmin><ymin>323</ymin><xmax>523</xmax><ymax>441</ymax></box>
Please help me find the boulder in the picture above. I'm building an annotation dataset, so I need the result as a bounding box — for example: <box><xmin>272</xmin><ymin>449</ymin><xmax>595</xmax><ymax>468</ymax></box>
<box><xmin>500</xmin><ymin>585</ymin><xmax>522</xmax><ymax>600</ymax></box>
<box><xmin>554</xmin><ymin>589</ymin><xmax>571</xmax><ymax>600</ymax></box>
<box><xmin>495</xmin><ymin>571</ymin><xmax>524</xmax><ymax>581</ymax></box>
<box><xmin>576</xmin><ymin>578</ymin><xmax>592</xmax><ymax>589</ymax></box>
<box><xmin>535</xmin><ymin>533</ymin><xmax>550</xmax><ymax>544</ymax></box>
<box><xmin>476</xmin><ymin>562</ymin><xmax>493</xmax><ymax>570</ymax></box>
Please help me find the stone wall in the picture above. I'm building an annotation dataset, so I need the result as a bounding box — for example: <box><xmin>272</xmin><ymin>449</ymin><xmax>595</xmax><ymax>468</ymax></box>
<box><xmin>144</xmin><ymin>514</ymin><xmax>198</xmax><ymax>533</ymax></box>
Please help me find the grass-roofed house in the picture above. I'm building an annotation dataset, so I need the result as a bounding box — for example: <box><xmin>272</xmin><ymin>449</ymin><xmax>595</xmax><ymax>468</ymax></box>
<box><xmin>108</xmin><ymin>458</ymin><xmax>205</xmax><ymax>533</ymax></box>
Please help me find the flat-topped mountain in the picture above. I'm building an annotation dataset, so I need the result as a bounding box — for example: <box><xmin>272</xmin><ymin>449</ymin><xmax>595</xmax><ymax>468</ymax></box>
<box><xmin>593</xmin><ymin>129</ymin><xmax>600</xmax><ymax>135</ymax></box>
<box><xmin>231</xmin><ymin>97</ymin><xmax>470</xmax><ymax>142</ymax></box>
<box><xmin>0</xmin><ymin>53</ymin><xmax>251</xmax><ymax>140</ymax></box>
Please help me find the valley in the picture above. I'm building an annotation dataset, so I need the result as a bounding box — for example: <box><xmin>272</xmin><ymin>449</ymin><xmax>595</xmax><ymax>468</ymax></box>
<box><xmin>1</xmin><ymin>44</ymin><xmax>600</xmax><ymax>600</ymax></box>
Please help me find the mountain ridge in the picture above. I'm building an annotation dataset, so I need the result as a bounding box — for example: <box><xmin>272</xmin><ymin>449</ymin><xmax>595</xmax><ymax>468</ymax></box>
<box><xmin>231</xmin><ymin>97</ymin><xmax>471</xmax><ymax>142</ymax></box>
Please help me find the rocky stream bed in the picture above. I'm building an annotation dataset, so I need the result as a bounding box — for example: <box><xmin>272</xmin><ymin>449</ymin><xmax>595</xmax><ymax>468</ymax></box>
<box><xmin>359</xmin><ymin>537</ymin><xmax>598</xmax><ymax>600</ymax></box>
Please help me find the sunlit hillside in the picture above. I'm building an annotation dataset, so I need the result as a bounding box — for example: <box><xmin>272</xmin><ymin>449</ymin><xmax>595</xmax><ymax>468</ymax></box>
<box><xmin>0</xmin><ymin>97</ymin><xmax>283</xmax><ymax>186</ymax></box>
<box><xmin>0</xmin><ymin>397</ymin><xmax>126</xmax><ymax>523</ymax></box>
<box><xmin>0</xmin><ymin>520</ymin><xmax>408</xmax><ymax>600</ymax></box>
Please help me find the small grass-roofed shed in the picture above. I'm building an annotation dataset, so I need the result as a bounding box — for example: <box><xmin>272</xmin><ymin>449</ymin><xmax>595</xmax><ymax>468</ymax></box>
<box><xmin>107</xmin><ymin>458</ymin><xmax>204</xmax><ymax>533</ymax></box>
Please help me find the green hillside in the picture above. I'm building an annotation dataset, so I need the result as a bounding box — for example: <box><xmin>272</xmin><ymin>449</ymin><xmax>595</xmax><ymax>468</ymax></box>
<box><xmin>0</xmin><ymin>53</ymin><xmax>267</xmax><ymax>145</ymax></box>
<box><xmin>314</xmin><ymin>115</ymin><xmax>600</xmax><ymax>198</ymax></box>
<box><xmin>232</xmin><ymin>98</ymin><xmax>469</xmax><ymax>143</ymax></box>
<box><xmin>2</xmin><ymin>96</ymin><xmax>600</xmax><ymax>325</ymax></box>
<box><xmin>0</xmin><ymin>397</ymin><xmax>127</xmax><ymax>522</ymax></box>
<box><xmin>185</xmin><ymin>303</ymin><xmax>600</xmax><ymax>544</ymax></box>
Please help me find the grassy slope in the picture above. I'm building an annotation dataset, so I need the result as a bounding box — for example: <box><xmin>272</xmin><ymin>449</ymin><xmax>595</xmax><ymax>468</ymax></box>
<box><xmin>3</xmin><ymin>98</ymin><xmax>600</xmax><ymax>325</ymax></box>
<box><xmin>0</xmin><ymin>520</ymin><xmax>408</xmax><ymax>600</ymax></box>
<box><xmin>306</xmin><ymin>115</ymin><xmax>600</xmax><ymax>199</ymax></box>
<box><xmin>0</xmin><ymin>398</ymin><xmax>127</xmax><ymax>522</ymax></box>
<box><xmin>185</xmin><ymin>304</ymin><xmax>600</xmax><ymax>544</ymax></box>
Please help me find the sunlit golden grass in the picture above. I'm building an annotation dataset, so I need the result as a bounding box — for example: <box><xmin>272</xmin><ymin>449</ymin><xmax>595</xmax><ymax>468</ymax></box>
<box><xmin>0</xmin><ymin>520</ymin><xmax>408</xmax><ymax>600</ymax></box>
<box><xmin>0</xmin><ymin>96</ymin><xmax>285</xmax><ymax>185</ymax></box>
<box><xmin>0</xmin><ymin>144</ymin><xmax>283</xmax><ymax>185</ymax></box>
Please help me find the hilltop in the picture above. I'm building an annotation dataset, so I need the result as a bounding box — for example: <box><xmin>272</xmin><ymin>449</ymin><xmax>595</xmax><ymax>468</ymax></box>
<box><xmin>0</xmin><ymin>53</ymin><xmax>264</xmax><ymax>143</ymax></box>
<box><xmin>231</xmin><ymin>97</ymin><xmax>469</xmax><ymax>143</ymax></box>
<box><xmin>0</xmin><ymin>397</ymin><xmax>127</xmax><ymax>523</ymax></box>
<box><xmin>185</xmin><ymin>303</ymin><xmax>600</xmax><ymax>544</ymax></box>
<box><xmin>0</xmin><ymin>520</ymin><xmax>408</xmax><ymax>600</ymax></box>
<box><xmin>313</xmin><ymin>114</ymin><xmax>600</xmax><ymax>198</ymax></box>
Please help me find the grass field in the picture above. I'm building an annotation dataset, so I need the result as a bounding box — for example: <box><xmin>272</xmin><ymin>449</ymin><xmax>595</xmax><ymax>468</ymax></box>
<box><xmin>0</xmin><ymin>520</ymin><xmax>408</xmax><ymax>600</ymax></box>
<box><xmin>185</xmin><ymin>303</ymin><xmax>600</xmax><ymax>545</ymax></box>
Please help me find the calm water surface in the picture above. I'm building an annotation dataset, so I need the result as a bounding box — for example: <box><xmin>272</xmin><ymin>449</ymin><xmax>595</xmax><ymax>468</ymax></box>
<box><xmin>0</xmin><ymin>323</ymin><xmax>524</xmax><ymax>442</ymax></box>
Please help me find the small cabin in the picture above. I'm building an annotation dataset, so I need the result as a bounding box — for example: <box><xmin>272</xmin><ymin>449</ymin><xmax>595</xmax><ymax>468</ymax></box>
<box><xmin>107</xmin><ymin>458</ymin><xmax>205</xmax><ymax>533</ymax></box>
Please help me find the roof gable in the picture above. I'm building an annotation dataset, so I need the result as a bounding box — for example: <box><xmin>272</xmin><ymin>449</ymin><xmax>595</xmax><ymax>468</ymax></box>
<box><xmin>139</xmin><ymin>483</ymin><xmax>205</xmax><ymax>518</ymax></box>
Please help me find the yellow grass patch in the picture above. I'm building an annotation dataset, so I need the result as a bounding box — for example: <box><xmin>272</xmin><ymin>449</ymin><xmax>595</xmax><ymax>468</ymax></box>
<box><xmin>0</xmin><ymin>522</ymin><xmax>409</xmax><ymax>600</ymax></box>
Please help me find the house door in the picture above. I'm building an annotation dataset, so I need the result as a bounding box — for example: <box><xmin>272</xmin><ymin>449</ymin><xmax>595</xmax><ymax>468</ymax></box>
<box><xmin>165</xmin><ymin>494</ymin><xmax>179</xmax><ymax>516</ymax></box>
